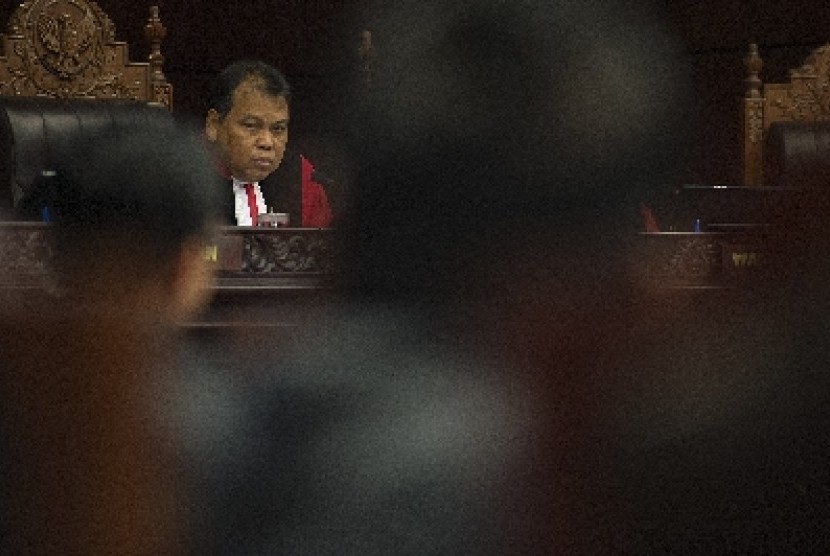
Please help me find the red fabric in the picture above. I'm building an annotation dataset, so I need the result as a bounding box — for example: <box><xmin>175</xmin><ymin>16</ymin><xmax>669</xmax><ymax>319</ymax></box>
<box><xmin>639</xmin><ymin>203</ymin><xmax>660</xmax><ymax>233</ymax></box>
<box><xmin>300</xmin><ymin>155</ymin><xmax>333</xmax><ymax>227</ymax></box>
<box><xmin>244</xmin><ymin>183</ymin><xmax>258</xmax><ymax>226</ymax></box>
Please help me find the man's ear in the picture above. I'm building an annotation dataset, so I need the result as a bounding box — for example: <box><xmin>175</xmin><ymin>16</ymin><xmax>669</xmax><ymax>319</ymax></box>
<box><xmin>205</xmin><ymin>109</ymin><xmax>220</xmax><ymax>142</ymax></box>
<box><xmin>166</xmin><ymin>236</ymin><xmax>215</xmax><ymax>322</ymax></box>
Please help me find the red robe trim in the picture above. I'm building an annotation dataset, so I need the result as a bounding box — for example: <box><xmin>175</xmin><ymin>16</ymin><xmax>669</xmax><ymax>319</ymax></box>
<box><xmin>300</xmin><ymin>155</ymin><xmax>333</xmax><ymax>227</ymax></box>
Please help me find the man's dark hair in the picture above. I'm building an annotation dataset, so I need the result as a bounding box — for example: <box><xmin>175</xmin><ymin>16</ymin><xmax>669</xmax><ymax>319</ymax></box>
<box><xmin>206</xmin><ymin>60</ymin><xmax>291</xmax><ymax>118</ymax></box>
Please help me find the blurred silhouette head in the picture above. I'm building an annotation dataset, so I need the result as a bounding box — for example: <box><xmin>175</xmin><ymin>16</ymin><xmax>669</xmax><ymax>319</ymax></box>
<box><xmin>0</xmin><ymin>113</ymin><xmax>224</xmax><ymax>556</ymax></box>
<box><xmin>342</xmin><ymin>0</ymin><xmax>689</xmax><ymax>301</ymax></box>
<box><xmin>45</xmin><ymin>114</ymin><xmax>224</xmax><ymax>321</ymax></box>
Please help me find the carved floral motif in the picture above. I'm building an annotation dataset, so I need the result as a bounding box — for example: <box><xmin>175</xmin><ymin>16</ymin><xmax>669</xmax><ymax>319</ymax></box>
<box><xmin>244</xmin><ymin>233</ymin><xmax>334</xmax><ymax>273</ymax></box>
<box><xmin>0</xmin><ymin>225</ymin><xmax>335</xmax><ymax>288</ymax></box>
<box><xmin>636</xmin><ymin>235</ymin><xmax>722</xmax><ymax>288</ymax></box>
<box><xmin>769</xmin><ymin>44</ymin><xmax>830</xmax><ymax>123</ymax></box>
<box><xmin>770</xmin><ymin>90</ymin><xmax>830</xmax><ymax>122</ymax></box>
<box><xmin>0</xmin><ymin>0</ymin><xmax>171</xmax><ymax>104</ymax></box>
<box><xmin>661</xmin><ymin>237</ymin><xmax>720</xmax><ymax>278</ymax></box>
<box><xmin>745</xmin><ymin>100</ymin><xmax>763</xmax><ymax>144</ymax></box>
<box><xmin>0</xmin><ymin>225</ymin><xmax>52</xmax><ymax>286</ymax></box>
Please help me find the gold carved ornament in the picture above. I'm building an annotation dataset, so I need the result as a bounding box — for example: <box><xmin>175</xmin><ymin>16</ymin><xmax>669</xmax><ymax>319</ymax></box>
<box><xmin>2</xmin><ymin>0</ymin><xmax>144</xmax><ymax>100</ymax></box>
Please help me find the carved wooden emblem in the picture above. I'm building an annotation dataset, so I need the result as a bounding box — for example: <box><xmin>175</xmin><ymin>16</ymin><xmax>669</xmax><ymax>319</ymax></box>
<box><xmin>1</xmin><ymin>1</ymin><xmax>171</xmax><ymax>106</ymax></box>
<box><xmin>13</xmin><ymin>0</ymin><xmax>114</xmax><ymax>96</ymax></box>
<box><xmin>32</xmin><ymin>0</ymin><xmax>106</xmax><ymax>78</ymax></box>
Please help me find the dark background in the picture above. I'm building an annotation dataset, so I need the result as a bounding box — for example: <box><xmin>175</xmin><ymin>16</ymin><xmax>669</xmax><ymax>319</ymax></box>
<box><xmin>3</xmin><ymin>0</ymin><xmax>830</xmax><ymax>188</ymax></box>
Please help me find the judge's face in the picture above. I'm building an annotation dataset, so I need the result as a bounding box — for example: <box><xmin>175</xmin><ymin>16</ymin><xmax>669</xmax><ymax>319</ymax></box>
<box><xmin>205</xmin><ymin>79</ymin><xmax>289</xmax><ymax>183</ymax></box>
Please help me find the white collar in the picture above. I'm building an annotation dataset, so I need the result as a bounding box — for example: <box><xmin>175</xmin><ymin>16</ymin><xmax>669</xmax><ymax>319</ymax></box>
<box><xmin>232</xmin><ymin>177</ymin><xmax>259</xmax><ymax>189</ymax></box>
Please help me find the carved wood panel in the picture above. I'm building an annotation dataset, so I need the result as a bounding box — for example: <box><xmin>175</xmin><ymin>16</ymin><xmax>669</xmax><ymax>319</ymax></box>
<box><xmin>639</xmin><ymin>234</ymin><xmax>722</xmax><ymax>282</ymax></box>
<box><xmin>243</xmin><ymin>233</ymin><xmax>334</xmax><ymax>274</ymax></box>
<box><xmin>0</xmin><ymin>223</ymin><xmax>336</xmax><ymax>290</ymax></box>
<box><xmin>0</xmin><ymin>0</ymin><xmax>171</xmax><ymax>107</ymax></box>
<box><xmin>743</xmin><ymin>42</ymin><xmax>830</xmax><ymax>185</ymax></box>
<box><xmin>0</xmin><ymin>223</ymin><xmax>53</xmax><ymax>288</ymax></box>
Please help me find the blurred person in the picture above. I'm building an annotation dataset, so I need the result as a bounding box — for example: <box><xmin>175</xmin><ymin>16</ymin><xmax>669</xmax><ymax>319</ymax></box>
<box><xmin>174</xmin><ymin>1</ymin><xmax>696</xmax><ymax>554</ymax></box>
<box><xmin>0</xmin><ymin>117</ymin><xmax>224</xmax><ymax>554</ymax></box>
<box><xmin>204</xmin><ymin>60</ymin><xmax>333</xmax><ymax>227</ymax></box>
<box><xmin>327</xmin><ymin>2</ymin><xmax>830</xmax><ymax>554</ymax></box>
<box><xmin>336</xmin><ymin>2</ymin><xmax>690</xmax><ymax>551</ymax></box>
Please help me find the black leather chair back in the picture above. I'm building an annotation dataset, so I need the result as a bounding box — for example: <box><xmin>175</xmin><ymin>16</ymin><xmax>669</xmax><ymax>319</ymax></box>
<box><xmin>0</xmin><ymin>96</ymin><xmax>172</xmax><ymax>220</ymax></box>
<box><xmin>765</xmin><ymin>121</ymin><xmax>830</xmax><ymax>188</ymax></box>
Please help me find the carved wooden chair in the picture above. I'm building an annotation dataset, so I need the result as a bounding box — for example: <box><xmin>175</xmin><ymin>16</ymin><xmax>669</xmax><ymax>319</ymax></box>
<box><xmin>0</xmin><ymin>0</ymin><xmax>171</xmax><ymax>106</ymax></box>
<box><xmin>0</xmin><ymin>0</ymin><xmax>173</xmax><ymax>218</ymax></box>
<box><xmin>742</xmin><ymin>43</ymin><xmax>830</xmax><ymax>187</ymax></box>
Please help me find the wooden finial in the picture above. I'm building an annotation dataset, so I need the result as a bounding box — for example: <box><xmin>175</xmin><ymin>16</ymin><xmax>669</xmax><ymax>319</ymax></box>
<box><xmin>144</xmin><ymin>6</ymin><xmax>167</xmax><ymax>85</ymax></box>
<box><xmin>744</xmin><ymin>43</ymin><xmax>763</xmax><ymax>99</ymax></box>
<box><xmin>357</xmin><ymin>30</ymin><xmax>375</xmax><ymax>92</ymax></box>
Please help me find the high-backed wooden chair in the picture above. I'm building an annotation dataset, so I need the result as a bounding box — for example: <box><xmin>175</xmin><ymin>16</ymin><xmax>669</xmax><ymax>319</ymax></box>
<box><xmin>742</xmin><ymin>43</ymin><xmax>830</xmax><ymax>187</ymax></box>
<box><xmin>0</xmin><ymin>0</ymin><xmax>171</xmax><ymax>107</ymax></box>
<box><xmin>0</xmin><ymin>0</ymin><xmax>173</xmax><ymax>218</ymax></box>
